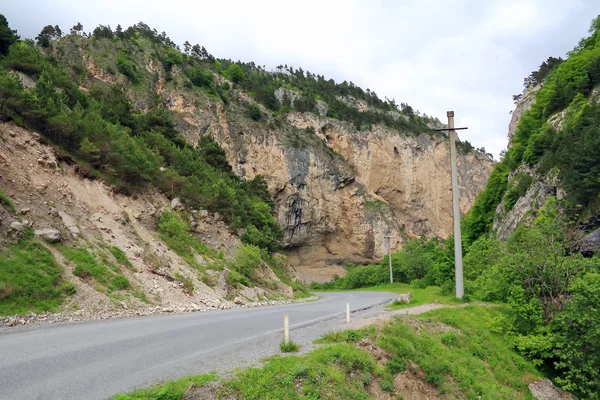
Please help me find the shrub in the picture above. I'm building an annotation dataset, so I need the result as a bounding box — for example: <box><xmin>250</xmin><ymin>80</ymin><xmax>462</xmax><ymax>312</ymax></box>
<box><xmin>117</xmin><ymin>53</ymin><xmax>140</xmax><ymax>84</ymax></box>
<box><xmin>224</xmin><ymin>63</ymin><xmax>244</xmax><ymax>83</ymax></box>
<box><xmin>110</xmin><ymin>275</ymin><xmax>130</xmax><ymax>291</ymax></box>
<box><xmin>231</xmin><ymin>244</ymin><xmax>262</xmax><ymax>278</ymax></box>
<box><xmin>247</xmin><ymin>103</ymin><xmax>261</xmax><ymax>121</ymax></box>
<box><xmin>188</xmin><ymin>66</ymin><xmax>213</xmax><ymax>88</ymax></box>
<box><xmin>227</xmin><ymin>269</ymin><xmax>249</xmax><ymax>287</ymax></box>
<box><xmin>279</xmin><ymin>340</ymin><xmax>300</xmax><ymax>353</ymax></box>
<box><xmin>552</xmin><ymin>273</ymin><xmax>600</xmax><ymax>398</ymax></box>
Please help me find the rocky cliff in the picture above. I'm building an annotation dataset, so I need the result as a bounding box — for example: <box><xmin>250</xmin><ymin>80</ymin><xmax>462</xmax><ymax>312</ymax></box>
<box><xmin>49</xmin><ymin>37</ymin><xmax>492</xmax><ymax>281</ymax></box>
<box><xmin>2</xmin><ymin>32</ymin><xmax>494</xmax><ymax>285</ymax></box>
<box><xmin>162</xmin><ymin>92</ymin><xmax>492</xmax><ymax>281</ymax></box>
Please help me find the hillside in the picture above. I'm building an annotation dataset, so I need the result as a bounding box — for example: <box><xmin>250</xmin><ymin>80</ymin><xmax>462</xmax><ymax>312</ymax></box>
<box><xmin>0</xmin><ymin>17</ymin><xmax>492</xmax><ymax>321</ymax></box>
<box><xmin>2</xmin><ymin>20</ymin><xmax>492</xmax><ymax>283</ymax></box>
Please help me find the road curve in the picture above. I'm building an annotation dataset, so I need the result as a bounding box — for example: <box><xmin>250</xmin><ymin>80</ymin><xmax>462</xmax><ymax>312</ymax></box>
<box><xmin>0</xmin><ymin>291</ymin><xmax>395</xmax><ymax>400</ymax></box>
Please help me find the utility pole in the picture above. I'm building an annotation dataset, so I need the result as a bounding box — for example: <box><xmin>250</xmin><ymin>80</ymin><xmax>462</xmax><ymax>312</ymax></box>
<box><xmin>384</xmin><ymin>232</ymin><xmax>393</xmax><ymax>284</ymax></box>
<box><xmin>435</xmin><ymin>111</ymin><xmax>468</xmax><ymax>299</ymax></box>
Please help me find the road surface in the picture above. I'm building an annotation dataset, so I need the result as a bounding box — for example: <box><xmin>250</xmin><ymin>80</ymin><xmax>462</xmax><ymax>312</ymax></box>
<box><xmin>0</xmin><ymin>291</ymin><xmax>395</xmax><ymax>400</ymax></box>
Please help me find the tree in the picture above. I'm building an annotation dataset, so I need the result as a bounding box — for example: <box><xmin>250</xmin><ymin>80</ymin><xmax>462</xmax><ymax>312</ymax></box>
<box><xmin>92</xmin><ymin>25</ymin><xmax>113</xmax><ymax>39</ymax></box>
<box><xmin>54</xmin><ymin>25</ymin><xmax>62</xmax><ymax>37</ymax></box>
<box><xmin>552</xmin><ymin>273</ymin><xmax>600</xmax><ymax>398</ymax></box>
<box><xmin>36</xmin><ymin>25</ymin><xmax>57</xmax><ymax>48</ymax></box>
<box><xmin>508</xmin><ymin>200</ymin><xmax>585</xmax><ymax>324</ymax></box>
<box><xmin>224</xmin><ymin>63</ymin><xmax>244</xmax><ymax>83</ymax></box>
<box><xmin>114</xmin><ymin>24</ymin><xmax>123</xmax><ymax>38</ymax></box>
<box><xmin>70</xmin><ymin>22</ymin><xmax>83</xmax><ymax>35</ymax></box>
<box><xmin>183</xmin><ymin>41</ymin><xmax>191</xmax><ymax>55</ymax></box>
<box><xmin>0</xmin><ymin>14</ymin><xmax>18</xmax><ymax>55</ymax></box>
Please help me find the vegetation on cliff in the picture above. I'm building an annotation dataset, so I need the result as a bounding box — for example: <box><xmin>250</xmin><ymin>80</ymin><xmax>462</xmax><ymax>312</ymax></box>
<box><xmin>462</xmin><ymin>16</ymin><xmax>600</xmax><ymax>243</ymax></box>
<box><xmin>0</xmin><ymin>19</ymin><xmax>282</xmax><ymax>251</ymax></box>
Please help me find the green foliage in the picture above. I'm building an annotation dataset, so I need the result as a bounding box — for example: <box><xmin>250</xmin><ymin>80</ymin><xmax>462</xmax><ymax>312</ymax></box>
<box><xmin>63</xmin><ymin>246</ymin><xmax>112</xmax><ymax>284</ymax></box>
<box><xmin>224</xmin><ymin>63</ymin><xmax>244</xmax><ymax>83</ymax></box>
<box><xmin>117</xmin><ymin>52</ymin><xmax>140</xmax><ymax>84</ymax></box>
<box><xmin>110</xmin><ymin>275</ymin><xmax>131</xmax><ymax>291</ymax></box>
<box><xmin>553</xmin><ymin>273</ymin><xmax>600</xmax><ymax>398</ymax></box>
<box><xmin>0</xmin><ymin>188</ymin><xmax>16</xmax><ymax>213</ymax></box>
<box><xmin>187</xmin><ymin>66</ymin><xmax>213</xmax><ymax>88</ymax></box>
<box><xmin>503</xmin><ymin>173</ymin><xmax>534</xmax><ymax>212</ymax></box>
<box><xmin>0</xmin><ymin>239</ymin><xmax>69</xmax><ymax>315</ymax></box>
<box><xmin>227</xmin><ymin>269</ymin><xmax>249</xmax><ymax>287</ymax></box>
<box><xmin>246</xmin><ymin>103</ymin><xmax>261</xmax><ymax>121</ymax></box>
<box><xmin>112</xmin><ymin>373</ymin><xmax>218</xmax><ymax>400</ymax></box>
<box><xmin>315</xmin><ymin>238</ymin><xmax>448</xmax><ymax>290</ymax></box>
<box><xmin>110</xmin><ymin>246</ymin><xmax>134</xmax><ymax>269</ymax></box>
<box><xmin>157</xmin><ymin>210</ymin><xmax>212</xmax><ymax>270</ymax></box>
<box><xmin>0</xmin><ymin>37</ymin><xmax>281</xmax><ymax>252</ymax></box>
<box><xmin>60</xmin><ymin>246</ymin><xmax>132</xmax><ymax>294</ymax></box>
<box><xmin>461</xmin><ymin>160</ymin><xmax>510</xmax><ymax>246</ymax></box>
<box><xmin>464</xmin><ymin>17</ymin><xmax>600</xmax><ymax>242</ymax></box>
<box><xmin>92</xmin><ymin>25</ymin><xmax>114</xmax><ymax>39</ymax></box>
<box><xmin>226</xmin><ymin>343</ymin><xmax>383</xmax><ymax>399</ymax></box>
<box><xmin>0</xmin><ymin>14</ymin><xmax>18</xmax><ymax>55</ymax></box>
<box><xmin>379</xmin><ymin>306</ymin><xmax>540</xmax><ymax>397</ymax></box>
<box><xmin>279</xmin><ymin>340</ymin><xmax>300</xmax><ymax>353</ymax></box>
<box><xmin>231</xmin><ymin>244</ymin><xmax>262</xmax><ymax>278</ymax></box>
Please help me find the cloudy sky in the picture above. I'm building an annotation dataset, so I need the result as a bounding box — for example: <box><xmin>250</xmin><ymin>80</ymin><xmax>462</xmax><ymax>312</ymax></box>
<box><xmin>3</xmin><ymin>0</ymin><xmax>598</xmax><ymax>157</ymax></box>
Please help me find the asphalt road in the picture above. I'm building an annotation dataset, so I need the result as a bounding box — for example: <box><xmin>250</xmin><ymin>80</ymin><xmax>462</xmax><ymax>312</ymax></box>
<box><xmin>0</xmin><ymin>291</ymin><xmax>395</xmax><ymax>400</ymax></box>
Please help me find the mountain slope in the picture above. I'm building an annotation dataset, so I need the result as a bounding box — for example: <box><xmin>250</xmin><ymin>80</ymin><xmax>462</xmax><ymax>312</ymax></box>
<box><xmin>24</xmin><ymin>25</ymin><xmax>491</xmax><ymax>281</ymax></box>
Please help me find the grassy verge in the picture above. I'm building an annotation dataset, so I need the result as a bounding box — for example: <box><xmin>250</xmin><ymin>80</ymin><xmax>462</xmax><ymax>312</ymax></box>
<box><xmin>113</xmin><ymin>373</ymin><xmax>218</xmax><ymax>400</ymax></box>
<box><xmin>0</xmin><ymin>238</ymin><xmax>72</xmax><ymax>315</ymax></box>
<box><xmin>113</xmin><ymin>305</ymin><xmax>543</xmax><ymax>399</ymax></box>
<box><xmin>317</xmin><ymin>283</ymin><xmax>460</xmax><ymax>309</ymax></box>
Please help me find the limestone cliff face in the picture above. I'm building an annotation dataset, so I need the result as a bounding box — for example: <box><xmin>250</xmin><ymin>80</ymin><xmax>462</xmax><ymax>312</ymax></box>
<box><xmin>70</xmin><ymin>45</ymin><xmax>492</xmax><ymax>282</ymax></box>
<box><xmin>508</xmin><ymin>84</ymin><xmax>541</xmax><ymax>143</ymax></box>
<box><xmin>163</xmin><ymin>89</ymin><xmax>492</xmax><ymax>281</ymax></box>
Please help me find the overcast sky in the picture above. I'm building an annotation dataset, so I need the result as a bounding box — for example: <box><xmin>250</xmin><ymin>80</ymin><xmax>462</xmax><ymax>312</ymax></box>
<box><xmin>3</xmin><ymin>0</ymin><xmax>599</xmax><ymax>158</ymax></box>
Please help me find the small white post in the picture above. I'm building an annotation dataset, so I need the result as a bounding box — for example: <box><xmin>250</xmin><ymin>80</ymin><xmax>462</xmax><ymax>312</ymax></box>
<box><xmin>346</xmin><ymin>303</ymin><xmax>350</xmax><ymax>323</ymax></box>
<box><xmin>283</xmin><ymin>314</ymin><xmax>289</xmax><ymax>344</ymax></box>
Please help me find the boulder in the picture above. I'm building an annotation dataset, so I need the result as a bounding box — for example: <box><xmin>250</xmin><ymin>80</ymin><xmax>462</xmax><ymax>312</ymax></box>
<box><xmin>170</xmin><ymin>197</ymin><xmax>183</xmax><ymax>210</ymax></box>
<box><xmin>233</xmin><ymin>296</ymin><xmax>247</xmax><ymax>305</ymax></box>
<box><xmin>397</xmin><ymin>293</ymin><xmax>412</xmax><ymax>304</ymax></box>
<box><xmin>528</xmin><ymin>379</ymin><xmax>575</xmax><ymax>400</ymax></box>
<box><xmin>9</xmin><ymin>222</ymin><xmax>25</xmax><ymax>232</ymax></box>
<box><xmin>578</xmin><ymin>228</ymin><xmax>600</xmax><ymax>255</ymax></box>
<box><xmin>34</xmin><ymin>228</ymin><xmax>62</xmax><ymax>243</ymax></box>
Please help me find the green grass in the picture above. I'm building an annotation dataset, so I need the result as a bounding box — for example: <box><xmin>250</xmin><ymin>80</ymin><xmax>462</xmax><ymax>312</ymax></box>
<box><xmin>0</xmin><ymin>189</ymin><xmax>16</xmax><ymax>214</ymax></box>
<box><xmin>226</xmin><ymin>343</ymin><xmax>389</xmax><ymax>399</ymax></box>
<box><xmin>59</xmin><ymin>245</ymin><xmax>131</xmax><ymax>292</ymax></box>
<box><xmin>325</xmin><ymin>305</ymin><xmax>540</xmax><ymax>398</ymax></box>
<box><xmin>318</xmin><ymin>283</ymin><xmax>459</xmax><ymax>309</ymax></box>
<box><xmin>110</xmin><ymin>246</ymin><xmax>134</xmax><ymax>270</ymax></box>
<box><xmin>60</xmin><ymin>246</ymin><xmax>113</xmax><ymax>285</ymax></box>
<box><xmin>112</xmin><ymin>373</ymin><xmax>218</xmax><ymax>400</ymax></box>
<box><xmin>0</xmin><ymin>239</ymin><xmax>70</xmax><ymax>315</ymax></box>
<box><xmin>279</xmin><ymin>340</ymin><xmax>301</xmax><ymax>353</ymax></box>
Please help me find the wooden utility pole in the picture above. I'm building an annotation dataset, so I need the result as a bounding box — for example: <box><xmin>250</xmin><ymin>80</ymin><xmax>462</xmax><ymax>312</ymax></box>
<box><xmin>384</xmin><ymin>233</ymin><xmax>393</xmax><ymax>283</ymax></box>
<box><xmin>435</xmin><ymin>111</ymin><xmax>468</xmax><ymax>299</ymax></box>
